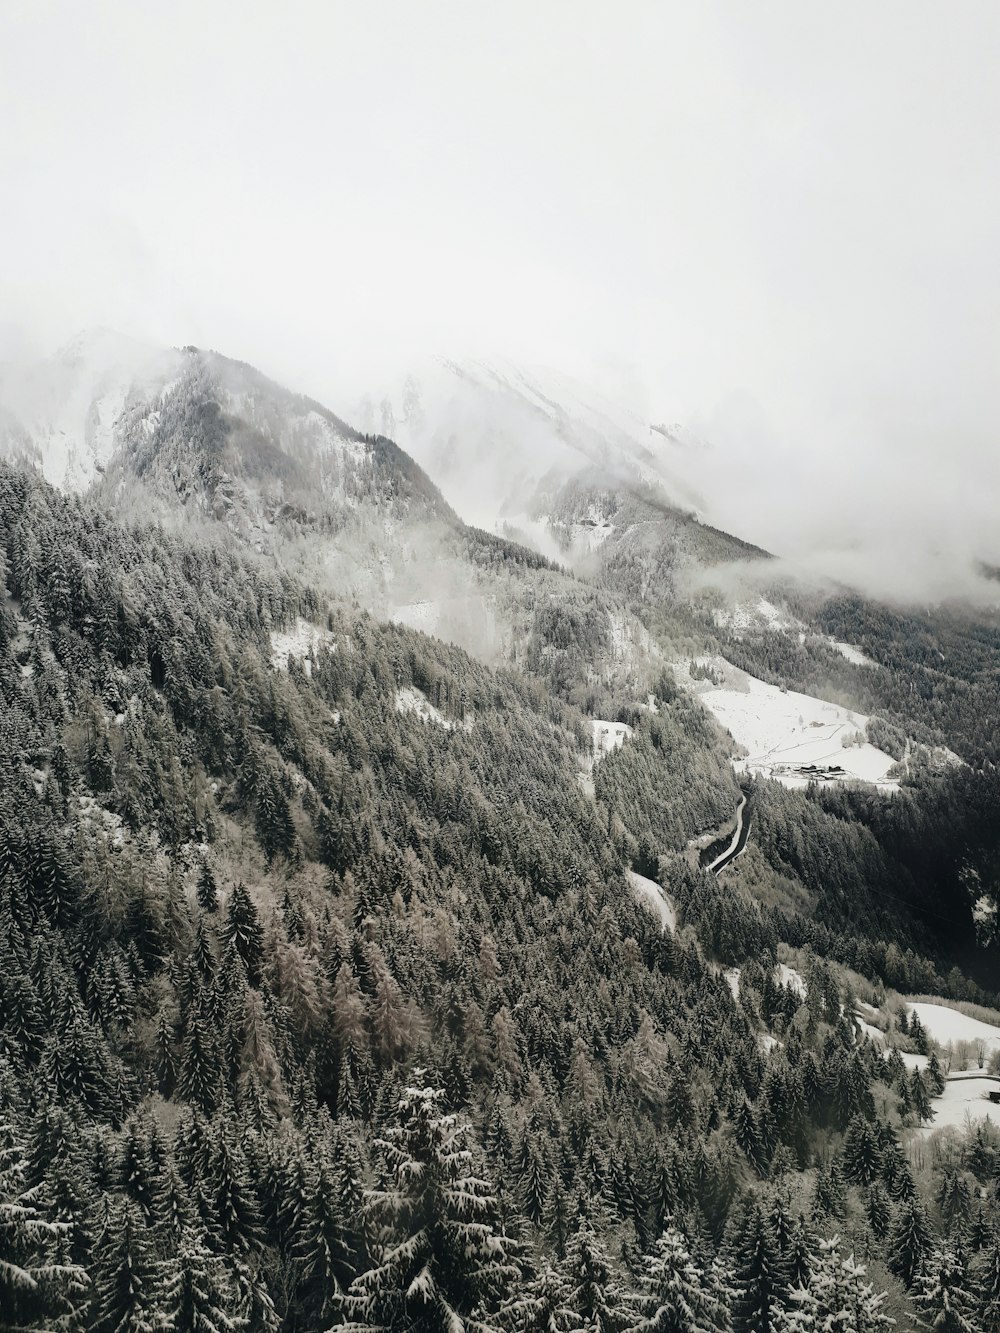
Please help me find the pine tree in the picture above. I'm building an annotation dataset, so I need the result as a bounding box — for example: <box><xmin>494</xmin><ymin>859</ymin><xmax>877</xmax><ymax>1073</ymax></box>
<box><xmin>338</xmin><ymin>1075</ymin><xmax>517</xmax><ymax>1333</ymax></box>
<box><xmin>629</xmin><ymin>1222</ymin><xmax>732</xmax><ymax>1333</ymax></box>
<box><xmin>776</xmin><ymin>1238</ymin><xmax>893</xmax><ymax>1332</ymax></box>
<box><xmin>197</xmin><ymin>861</ymin><xmax>219</xmax><ymax>914</ymax></box>
<box><xmin>500</xmin><ymin>1263</ymin><xmax>577</xmax><ymax>1333</ymax></box>
<box><xmin>865</xmin><ymin>1183</ymin><xmax>892</xmax><ymax>1242</ymax></box>
<box><xmin>207</xmin><ymin>1134</ymin><xmax>263</xmax><ymax>1254</ymax></box>
<box><xmin>178</xmin><ymin>1001</ymin><xmax>220</xmax><ymax>1116</ymax></box>
<box><xmin>841</xmin><ymin>1115</ymin><xmax>881</xmax><ymax>1188</ymax></box>
<box><xmin>912</xmin><ymin>1247</ymin><xmax>979</xmax><ymax>1333</ymax></box>
<box><xmin>909</xmin><ymin>1068</ymin><xmax>933</xmax><ymax>1123</ymax></box>
<box><xmin>888</xmin><ymin>1196</ymin><xmax>932</xmax><ymax>1287</ymax></box>
<box><xmin>731</xmin><ymin>1205</ymin><xmax>785</xmax><ymax>1333</ymax></box>
<box><xmin>90</xmin><ymin>1200</ymin><xmax>160</xmax><ymax>1333</ymax></box>
<box><xmin>159</xmin><ymin>1229</ymin><xmax>243</xmax><ymax>1333</ymax></box>
<box><xmin>978</xmin><ymin>1236</ymin><xmax>1000</xmax><ymax>1333</ymax></box>
<box><xmin>562</xmin><ymin>1216</ymin><xmax>632</xmax><ymax>1333</ymax></box>
<box><xmin>0</xmin><ymin>1119</ymin><xmax>87</xmax><ymax>1330</ymax></box>
<box><xmin>291</xmin><ymin>1154</ymin><xmax>353</xmax><ymax>1325</ymax></box>
<box><xmin>220</xmin><ymin>885</ymin><xmax>264</xmax><ymax>986</ymax></box>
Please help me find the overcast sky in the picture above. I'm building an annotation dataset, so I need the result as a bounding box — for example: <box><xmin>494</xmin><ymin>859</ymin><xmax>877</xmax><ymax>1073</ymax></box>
<box><xmin>2</xmin><ymin>1</ymin><xmax>999</xmax><ymax>586</ymax></box>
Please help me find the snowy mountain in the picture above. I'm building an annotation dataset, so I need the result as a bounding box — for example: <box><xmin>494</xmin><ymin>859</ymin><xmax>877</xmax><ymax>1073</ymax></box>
<box><xmin>350</xmin><ymin>354</ymin><xmax>709</xmax><ymax>533</ymax></box>
<box><xmin>0</xmin><ymin>330</ymin><xmax>181</xmax><ymax>490</ymax></box>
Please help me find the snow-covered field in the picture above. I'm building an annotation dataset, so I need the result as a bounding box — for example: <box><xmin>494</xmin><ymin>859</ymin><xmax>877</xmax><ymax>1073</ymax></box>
<box><xmin>395</xmin><ymin>686</ymin><xmax>472</xmax><ymax>732</ymax></box>
<box><xmin>626</xmin><ymin>870</ymin><xmax>676</xmax><ymax>934</ymax></box>
<box><xmin>678</xmin><ymin>657</ymin><xmax>899</xmax><ymax>791</ymax></box>
<box><xmin>390</xmin><ymin>600</ymin><xmax>442</xmax><ymax>635</ymax></box>
<box><xmin>907</xmin><ymin>1001</ymin><xmax>1000</xmax><ymax>1062</ymax></box>
<box><xmin>270</xmin><ymin>618</ymin><xmax>337</xmax><ymax>674</ymax></box>
<box><xmin>916</xmin><ymin>1076</ymin><xmax>1000</xmax><ymax>1137</ymax></box>
<box><xmin>776</xmin><ymin>963</ymin><xmax>806</xmax><ymax>998</ymax></box>
<box><xmin>829</xmin><ymin>639</ymin><xmax>875</xmax><ymax>667</ymax></box>
<box><xmin>591</xmin><ymin>719</ymin><xmax>633</xmax><ymax>761</ymax></box>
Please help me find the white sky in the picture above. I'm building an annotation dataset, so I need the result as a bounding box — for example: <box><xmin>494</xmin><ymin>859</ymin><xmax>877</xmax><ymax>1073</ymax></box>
<box><xmin>2</xmin><ymin>1</ymin><xmax>999</xmax><ymax>582</ymax></box>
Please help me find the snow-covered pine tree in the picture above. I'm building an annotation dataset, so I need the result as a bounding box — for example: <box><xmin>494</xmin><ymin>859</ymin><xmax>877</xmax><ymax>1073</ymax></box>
<box><xmin>336</xmin><ymin>1075</ymin><xmax>517</xmax><ymax>1333</ymax></box>
<box><xmin>775</xmin><ymin>1238</ymin><xmax>893</xmax><ymax>1333</ymax></box>
<box><xmin>912</xmin><ymin>1247</ymin><xmax>980</xmax><ymax>1333</ymax></box>
<box><xmin>90</xmin><ymin>1198</ymin><xmax>160</xmax><ymax>1333</ymax></box>
<box><xmin>159</xmin><ymin>1228</ymin><xmax>243</xmax><ymax>1333</ymax></box>
<box><xmin>628</xmin><ymin>1221</ymin><xmax>732</xmax><ymax>1333</ymax></box>
<box><xmin>561</xmin><ymin>1214</ymin><xmax>632</xmax><ymax>1333</ymax></box>
<box><xmin>0</xmin><ymin>1118</ymin><xmax>87</xmax><ymax>1331</ymax></box>
<box><xmin>498</xmin><ymin>1263</ymin><xmax>577</xmax><ymax>1333</ymax></box>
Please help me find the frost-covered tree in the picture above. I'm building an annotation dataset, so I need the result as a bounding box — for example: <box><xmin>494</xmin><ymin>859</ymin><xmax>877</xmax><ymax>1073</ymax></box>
<box><xmin>628</xmin><ymin>1222</ymin><xmax>731</xmax><ymax>1333</ymax></box>
<box><xmin>775</xmin><ymin>1238</ymin><xmax>893</xmax><ymax>1333</ymax></box>
<box><xmin>337</xmin><ymin>1075</ymin><xmax>517</xmax><ymax>1333</ymax></box>
<box><xmin>0</xmin><ymin>1120</ymin><xmax>87</xmax><ymax>1330</ymax></box>
<box><xmin>159</xmin><ymin>1229</ymin><xmax>243</xmax><ymax>1333</ymax></box>
<box><xmin>912</xmin><ymin>1247</ymin><xmax>979</xmax><ymax>1333</ymax></box>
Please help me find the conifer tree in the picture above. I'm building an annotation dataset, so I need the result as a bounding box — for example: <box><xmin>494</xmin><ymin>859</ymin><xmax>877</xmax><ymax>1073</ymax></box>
<box><xmin>338</xmin><ymin>1075</ymin><xmax>517</xmax><ymax>1333</ymax></box>
<box><xmin>197</xmin><ymin>861</ymin><xmax>219</xmax><ymax>914</ymax></box>
<box><xmin>159</xmin><ymin>1229</ymin><xmax>243</xmax><ymax>1333</ymax></box>
<box><xmin>888</xmin><ymin>1196</ymin><xmax>932</xmax><ymax>1287</ymax></box>
<box><xmin>562</xmin><ymin>1216</ymin><xmax>632</xmax><ymax>1333</ymax></box>
<box><xmin>90</xmin><ymin>1200</ymin><xmax>160</xmax><ymax>1333</ymax></box>
<box><xmin>628</xmin><ymin>1222</ymin><xmax>732</xmax><ymax>1333</ymax></box>
<box><xmin>912</xmin><ymin>1247</ymin><xmax>979</xmax><ymax>1333</ymax></box>
<box><xmin>776</xmin><ymin>1238</ymin><xmax>892</xmax><ymax>1332</ymax></box>
<box><xmin>731</xmin><ymin>1204</ymin><xmax>785</xmax><ymax>1333</ymax></box>
<box><xmin>0</xmin><ymin>1119</ymin><xmax>87</xmax><ymax>1331</ymax></box>
<box><xmin>498</xmin><ymin>1264</ymin><xmax>576</xmax><ymax>1333</ymax></box>
<box><xmin>220</xmin><ymin>886</ymin><xmax>264</xmax><ymax>987</ymax></box>
<box><xmin>978</xmin><ymin>1236</ymin><xmax>1000</xmax><ymax>1333</ymax></box>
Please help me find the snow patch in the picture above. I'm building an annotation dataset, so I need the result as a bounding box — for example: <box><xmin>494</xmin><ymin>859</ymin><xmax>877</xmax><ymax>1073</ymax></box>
<box><xmin>391</xmin><ymin>600</ymin><xmax>442</xmax><ymax>635</ymax></box>
<box><xmin>855</xmin><ymin>1016</ymin><xmax>885</xmax><ymax>1044</ymax></box>
<box><xmin>900</xmin><ymin>1051</ymin><xmax>930</xmax><ymax>1071</ymax></box>
<box><xmin>775</xmin><ymin>963</ymin><xmax>806</xmax><ymax>998</ymax></box>
<box><xmin>591</xmin><ymin>719</ymin><xmax>633</xmax><ymax>762</ymax></box>
<box><xmin>828</xmin><ymin>639</ymin><xmax>875</xmax><ymax>667</ymax></box>
<box><xmin>626</xmin><ymin>870</ymin><xmax>676</xmax><ymax>934</ymax></box>
<box><xmin>270</xmin><ymin>618</ymin><xmax>337</xmax><ymax>674</ymax></box>
<box><xmin>395</xmin><ymin>686</ymin><xmax>472</xmax><ymax>732</ymax></box>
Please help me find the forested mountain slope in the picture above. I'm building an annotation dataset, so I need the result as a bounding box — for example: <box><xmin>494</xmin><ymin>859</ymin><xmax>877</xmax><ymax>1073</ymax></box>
<box><xmin>3</xmin><ymin>343</ymin><xmax>1000</xmax><ymax>1332</ymax></box>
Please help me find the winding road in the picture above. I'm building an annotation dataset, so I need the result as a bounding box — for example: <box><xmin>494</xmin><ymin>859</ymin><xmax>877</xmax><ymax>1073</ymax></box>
<box><xmin>708</xmin><ymin>792</ymin><xmax>752</xmax><ymax>875</ymax></box>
